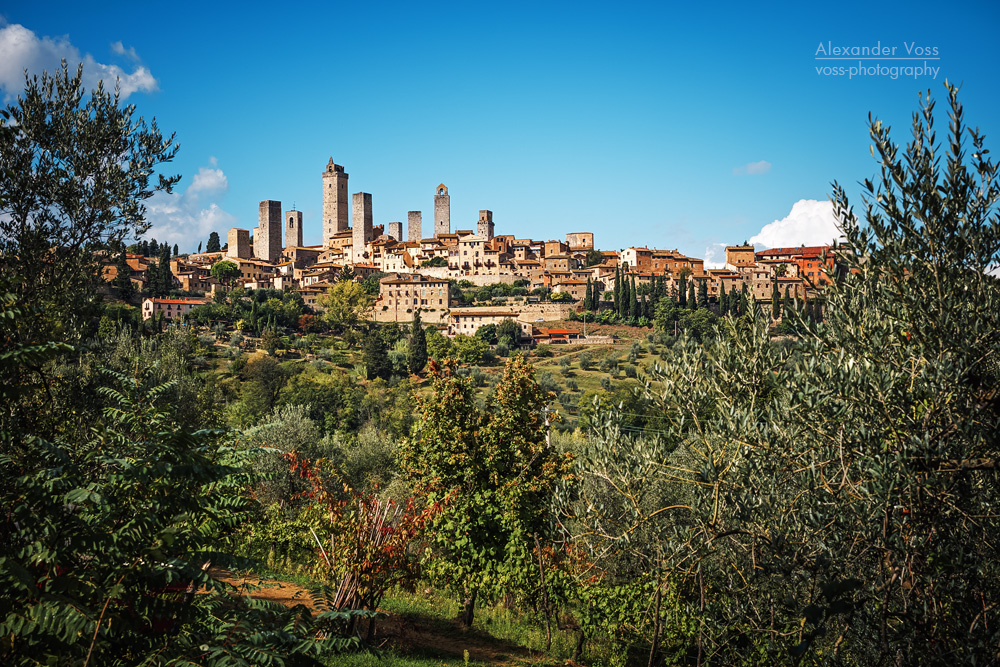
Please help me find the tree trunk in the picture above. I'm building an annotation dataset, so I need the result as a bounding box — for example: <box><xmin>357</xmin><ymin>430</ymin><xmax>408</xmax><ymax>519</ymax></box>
<box><xmin>572</xmin><ymin>629</ymin><xmax>586</xmax><ymax>662</ymax></box>
<box><xmin>461</xmin><ymin>588</ymin><xmax>477</xmax><ymax>627</ymax></box>
<box><xmin>648</xmin><ymin>576</ymin><xmax>663</xmax><ymax>667</ymax></box>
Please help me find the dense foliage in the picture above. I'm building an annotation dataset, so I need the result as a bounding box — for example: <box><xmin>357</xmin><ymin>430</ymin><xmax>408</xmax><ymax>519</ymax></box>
<box><xmin>399</xmin><ymin>356</ymin><xmax>574</xmax><ymax>626</ymax></box>
<box><xmin>563</xmin><ymin>85</ymin><xmax>1000</xmax><ymax>665</ymax></box>
<box><xmin>0</xmin><ymin>62</ymin><xmax>179</xmax><ymax>343</ymax></box>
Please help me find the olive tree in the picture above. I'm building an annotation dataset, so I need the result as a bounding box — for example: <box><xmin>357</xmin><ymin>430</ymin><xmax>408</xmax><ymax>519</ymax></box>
<box><xmin>0</xmin><ymin>63</ymin><xmax>179</xmax><ymax>341</ymax></box>
<box><xmin>565</xmin><ymin>85</ymin><xmax>1000</xmax><ymax>665</ymax></box>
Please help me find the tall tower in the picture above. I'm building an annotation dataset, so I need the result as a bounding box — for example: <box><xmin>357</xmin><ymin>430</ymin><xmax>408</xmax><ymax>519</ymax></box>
<box><xmin>254</xmin><ymin>200</ymin><xmax>282</xmax><ymax>262</ymax></box>
<box><xmin>227</xmin><ymin>228</ymin><xmax>250</xmax><ymax>259</ymax></box>
<box><xmin>477</xmin><ymin>210</ymin><xmax>494</xmax><ymax>239</ymax></box>
<box><xmin>434</xmin><ymin>184</ymin><xmax>450</xmax><ymax>238</ymax></box>
<box><xmin>322</xmin><ymin>158</ymin><xmax>349</xmax><ymax>247</ymax></box>
<box><xmin>387</xmin><ymin>222</ymin><xmax>402</xmax><ymax>241</ymax></box>
<box><xmin>286</xmin><ymin>210</ymin><xmax>303</xmax><ymax>248</ymax></box>
<box><xmin>352</xmin><ymin>192</ymin><xmax>373</xmax><ymax>263</ymax></box>
<box><xmin>408</xmin><ymin>211</ymin><xmax>422</xmax><ymax>242</ymax></box>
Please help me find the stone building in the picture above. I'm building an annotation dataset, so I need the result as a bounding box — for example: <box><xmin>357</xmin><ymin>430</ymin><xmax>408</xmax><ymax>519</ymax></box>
<box><xmin>227</xmin><ymin>228</ymin><xmax>251</xmax><ymax>259</ymax></box>
<box><xmin>352</xmin><ymin>192</ymin><xmax>373</xmax><ymax>264</ymax></box>
<box><xmin>141</xmin><ymin>297</ymin><xmax>209</xmax><ymax>321</ymax></box>
<box><xmin>477</xmin><ymin>210</ymin><xmax>494</xmax><ymax>239</ymax></box>
<box><xmin>408</xmin><ymin>211</ymin><xmax>422</xmax><ymax>243</ymax></box>
<box><xmin>434</xmin><ymin>184</ymin><xmax>450</xmax><ymax>237</ymax></box>
<box><xmin>387</xmin><ymin>221</ymin><xmax>403</xmax><ymax>241</ymax></box>
<box><xmin>375</xmin><ymin>273</ymin><xmax>451</xmax><ymax>324</ymax></box>
<box><xmin>254</xmin><ymin>201</ymin><xmax>282</xmax><ymax>263</ymax></box>
<box><xmin>322</xmin><ymin>159</ymin><xmax>350</xmax><ymax>246</ymax></box>
<box><xmin>725</xmin><ymin>244</ymin><xmax>757</xmax><ymax>272</ymax></box>
<box><xmin>286</xmin><ymin>210</ymin><xmax>303</xmax><ymax>248</ymax></box>
<box><xmin>446</xmin><ymin>308</ymin><xmax>532</xmax><ymax>339</ymax></box>
<box><xmin>566</xmin><ymin>232</ymin><xmax>594</xmax><ymax>250</ymax></box>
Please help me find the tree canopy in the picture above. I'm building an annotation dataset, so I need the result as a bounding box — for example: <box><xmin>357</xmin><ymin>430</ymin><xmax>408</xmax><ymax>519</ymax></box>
<box><xmin>566</xmin><ymin>84</ymin><xmax>1000</xmax><ymax>665</ymax></box>
<box><xmin>317</xmin><ymin>280</ymin><xmax>374</xmax><ymax>331</ymax></box>
<box><xmin>400</xmin><ymin>356</ymin><xmax>573</xmax><ymax>626</ymax></box>
<box><xmin>210</xmin><ymin>260</ymin><xmax>241</xmax><ymax>286</ymax></box>
<box><xmin>0</xmin><ymin>62</ymin><xmax>179</xmax><ymax>341</ymax></box>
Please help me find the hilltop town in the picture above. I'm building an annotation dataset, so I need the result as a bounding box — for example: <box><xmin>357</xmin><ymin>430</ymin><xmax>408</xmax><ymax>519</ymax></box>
<box><xmin>106</xmin><ymin>157</ymin><xmax>836</xmax><ymax>340</ymax></box>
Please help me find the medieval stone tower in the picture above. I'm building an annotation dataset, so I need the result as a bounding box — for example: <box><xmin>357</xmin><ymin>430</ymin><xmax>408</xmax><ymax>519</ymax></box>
<box><xmin>227</xmin><ymin>228</ymin><xmax>250</xmax><ymax>259</ymax></box>
<box><xmin>322</xmin><ymin>159</ymin><xmax>349</xmax><ymax>247</ymax></box>
<box><xmin>477</xmin><ymin>210</ymin><xmax>494</xmax><ymax>239</ymax></box>
<box><xmin>254</xmin><ymin>200</ymin><xmax>282</xmax><ymax>262</ymax></box>
<box><xmin>286</xmin><ymin>210</ymin><xmax>303</xmax><ymax>248</ymax></box>
<box><xmin>352</xmin><ymin>192</ymin><xmax>373</xmax><ymax>263</ymax></box>
<box><xmin>408</xmin><ymin>211</ymin><xmax>422</xmax><ymax>242</ymax></box>
<box><xmin>434</xmin><ymin>184</ymin><xmax>450</xmax><ymax>238</ymax></box>
<box><xmin>387</xmin><ymin>222</ymin><xmax>402</xmax><ymax>242</ymax></box>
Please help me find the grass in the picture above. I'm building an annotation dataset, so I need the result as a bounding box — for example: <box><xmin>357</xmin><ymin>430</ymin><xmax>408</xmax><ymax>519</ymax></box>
<box><xmin>325</xmin><ymin>650</ymin><xmax>492</xmax><ymax>667</ymax></box>
<box><xmin>375</xmin><ymin>588</ymin><xmax>579</xmax><ymax>665</ymax></box>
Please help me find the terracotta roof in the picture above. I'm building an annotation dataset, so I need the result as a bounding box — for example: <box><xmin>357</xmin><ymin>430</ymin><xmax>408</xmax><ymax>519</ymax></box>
<box><xmin>756</xmin><ymin>245</ymin><xmax>832</xmax><ymax>257</ymax></box>
<box><xmin>146</xmin><ymin>298</ymin><xmax>208</xmax><ymax>305</ymax></box>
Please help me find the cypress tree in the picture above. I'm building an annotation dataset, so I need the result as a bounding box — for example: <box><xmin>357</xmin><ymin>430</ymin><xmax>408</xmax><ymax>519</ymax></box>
<box><xmin>678</xmin><ymin>273</ymin><xmax>687</xmax><ymax>307</ymax></box>
<box><xmin>157</xmin><ymin>245</ymin><xmax>172</xmax><ymax>297</ymax></box>
<box><xmin>364</xmin><ymin>326</ymin><xmax>391</xmax><ymax>381</ymax></box>
<box><xmin>687</xmin><ymin>282</ymin><xmax>696</xmax><ymax>310</ymax></box>
<box><xmin>173</xmin><ymin>243</ymin><xmax>179</xmax><ymax>256</ymax></box>
<box><xmin>408</xmin><ymin>310</ymin><xmax>428</xmax><ymax>374</ymax></box>
<box><xmin>698</xmin><ymin>279</ymin><xmax>708</xmax><ymax>308</ymax></box>
<box><xmin>115</xmin><ymin>248</ymin><xmax>134</xmax><ymax>304</ymax></box>
<box><xmin>584</xmin><ymin>278</ymin><xmax>593</xmax><ymax>311</ymax></box>
<box><xmin>206</xmin><ymin>231</ymin><xmax>221</xmax><ymax>253</ymax></box>
<box><xmin>631</xmin><ymin>276</ymin><xmax>639</xmax><ymax>319</ymax></box>
<box><xmin>617</xmin><ymin>271</ymin><xmax>626</xmax><ymax>318</ymax></box>
<box><xmin>614</xmin><ymin>266</ymin><xmax>621</xmax><ymax>311</ymax></box>
<box><xmin>771</xmin><ymin>278</ymin><xmax>780</xmax><ymax>320</ymax></box>
<box><xmin>783</xmin><ymin>285</ymin><xmax>792</xmax><ymax>319</ymax></box>
<box><xmin>720</xmin><ymin>282</ymin><xmax>728</xmax><ymax>316</ymax></box>
<box><xmin>149</xmin><ymin>239</ymin><xmax>159</xmax><ymax>258</ymax></box>
<box><xmin>624</xmin><ymin>274</ymin><xmax>632</xmax><ymax>318</ymax></box>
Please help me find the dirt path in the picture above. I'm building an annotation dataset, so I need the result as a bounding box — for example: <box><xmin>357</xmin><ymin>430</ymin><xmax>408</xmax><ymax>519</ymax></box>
<box><xmin>212</xmin><ymin>570</ymin><xmax>552</xmax><ymax>665</ymax></box>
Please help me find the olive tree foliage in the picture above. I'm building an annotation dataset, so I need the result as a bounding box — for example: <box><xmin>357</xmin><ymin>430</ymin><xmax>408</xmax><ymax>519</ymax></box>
<box><xmin>0</xmin><ymin>62</ymin><xmax>179</xmax><ymax>341</ymax></box>
<box><xmin>562</xmin><ymin>85</ymin><xmax>1000</xmax><ymax>665</ymax></box>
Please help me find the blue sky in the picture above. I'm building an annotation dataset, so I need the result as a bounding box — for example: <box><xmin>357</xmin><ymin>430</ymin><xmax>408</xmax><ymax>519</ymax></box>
<box><xmin>2</xmin><ymin>1</ymin><xmax>998</xmax><ymax>263</ymax></box>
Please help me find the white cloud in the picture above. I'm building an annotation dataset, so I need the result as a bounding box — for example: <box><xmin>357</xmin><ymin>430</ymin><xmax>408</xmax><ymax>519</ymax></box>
<box><xmin>733</xmin><ymin>160</ymin><xmax>772</xmax><ymax>176</ymax></box>
<box><xmin>188</xmin><ymin>167</ymin><xmax>228</xmax><ymax>195</ymax></box>
<box><xmin>750</xmin><ymin>199</ymin><xmax>843</xmax><ymax>249</ymax></box>
<box><xmin>110</xmin><ymin>41</ymin><xmax>139</xmax><ymax>62</ymax></box>
<box><xmin>144</xmin><ymin>162</ymin><xmax>237</xmax><ymax>251</ymax></box>
<box><xmin>702</xmin><ymin>242</ymin><xmax>728</xmax><ymax>269</ymax></box>
<box><xmin>0</xmin><ymin>23</ymin><xmax>158</xmax><ymax>101</ymax></box>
